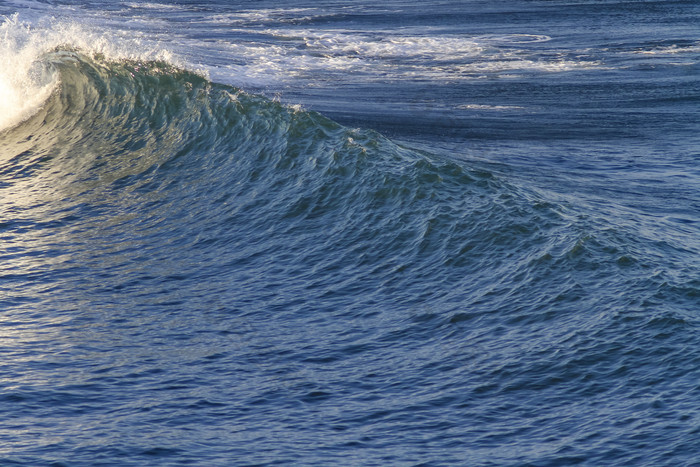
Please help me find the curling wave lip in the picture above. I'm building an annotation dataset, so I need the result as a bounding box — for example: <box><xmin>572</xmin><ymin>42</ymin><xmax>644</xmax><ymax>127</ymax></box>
<box><xmin>0</xmin><ymin>15</ymin><xmax>59</xmax><ymax>132</ymax></box>
<box><xmin>0</xmin><ymin>13</ymin><xmax>183</xmax><ymax>132</ymax></box>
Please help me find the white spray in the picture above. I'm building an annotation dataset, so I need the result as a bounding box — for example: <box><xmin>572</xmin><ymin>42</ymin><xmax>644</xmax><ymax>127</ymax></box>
<box><xmin>0</xmin><ymin>14</ymin><xmax>58</xmax><ymax>132</ymax></box>
<box><xmin>0</xmin><ymin>13</ymin><xmax>179</xmax><ymax>133</ymax></box>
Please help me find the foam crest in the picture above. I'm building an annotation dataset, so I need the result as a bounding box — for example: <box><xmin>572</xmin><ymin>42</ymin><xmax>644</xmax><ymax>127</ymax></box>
<box><xmin>633</xmin><ymin>42</ymin><xmax>700</xmax><ymax>56</ymax></box>
<box><xmin>0</xmin><ymin>13</ymin><xmax>180</xmax><ymax>132</ymax></box>
<box><xmin>215</xmin><ymin>29</ymin><xmax>600</xmax><ymax>85</ymax></box>
<box><xmin>0</xmin><ymin>14</ymin><xmax>58</xmax><ymax>132</ymax></box>
<box><xmin>301</xmin><ymin>32</ymin><xmax>486</xmax><ymax>60</ymax></box>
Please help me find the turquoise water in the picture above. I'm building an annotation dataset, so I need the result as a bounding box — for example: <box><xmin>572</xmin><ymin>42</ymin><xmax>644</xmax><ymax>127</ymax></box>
<box><xmin>1</xmin><ymin>1</ymin><xmax>699</xmax><ymax>465</ymax></box>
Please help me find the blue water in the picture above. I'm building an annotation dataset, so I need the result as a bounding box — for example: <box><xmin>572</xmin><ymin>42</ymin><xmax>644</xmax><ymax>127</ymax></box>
<box><xmin>0</xmin><ymin>1</ymin><xmax>698</xmax><ymax>465</ymax></box>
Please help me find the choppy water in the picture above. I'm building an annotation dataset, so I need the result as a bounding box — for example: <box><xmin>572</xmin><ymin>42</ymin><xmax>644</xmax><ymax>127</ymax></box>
<box><xmin>1</xmin><ymin>1</ymin><xmax>699</xmax><ymax>465</ymax></box>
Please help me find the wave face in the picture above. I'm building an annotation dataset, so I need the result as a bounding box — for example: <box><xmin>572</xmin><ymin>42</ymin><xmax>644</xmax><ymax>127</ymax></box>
<box><xmin>1</xmin><ymin>5</ymin><xmax>699</xmax><ymax>466</ymax></box>
<box><xmin>4</xmin><ymin>50</ymin><xmax>541</xmax><ymax>309</ymax></box>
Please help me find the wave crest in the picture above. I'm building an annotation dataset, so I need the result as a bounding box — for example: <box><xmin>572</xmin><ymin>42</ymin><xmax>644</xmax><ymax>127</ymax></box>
<box><xmin>0</xmin><ymin>14</ymin><xmax>59</xmax><ymax>132</ymax></box>
<box><xmin>0</xmin><ymin>13</ymin><xmax>181</xmax><ymax>133</ymax></box>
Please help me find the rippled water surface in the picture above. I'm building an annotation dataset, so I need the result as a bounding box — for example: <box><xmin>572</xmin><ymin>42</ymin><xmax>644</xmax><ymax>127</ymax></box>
<box><xmin>0</xmin><ymin>1</ymin><xmax>699</xmax><ymax>465</ymax></box>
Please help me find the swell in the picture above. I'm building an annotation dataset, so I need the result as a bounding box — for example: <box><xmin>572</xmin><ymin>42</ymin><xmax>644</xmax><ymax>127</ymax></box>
<box><xmin>0</xmin><ymin>51</ymin><xmax>555</xmax><ymax>297</ymax></box>
<box><xmin>1</xmin><ymin>34</ymin><xmax>699</xmax><ymax>467</ymax></box>
<box><xmin>2</xmin><ymin>51</ymin><xmax>696</xmax><ymax>321</ymax></box>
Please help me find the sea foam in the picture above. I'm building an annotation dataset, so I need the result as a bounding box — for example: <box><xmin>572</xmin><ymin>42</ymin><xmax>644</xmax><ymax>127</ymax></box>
<box><xmin>0</xmin><ymin>13</ymin><xmax>179</xmax><ymax>132</ymax></box>
<box><xmin>0</xmin><ymin>15</ymin><xmax>58</xmax><ymax>132</ymax></box>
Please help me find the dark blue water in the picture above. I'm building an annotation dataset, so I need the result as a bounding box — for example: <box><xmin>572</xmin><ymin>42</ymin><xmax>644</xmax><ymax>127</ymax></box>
<box><xmin>1</xmin><ymin>1</ymin><xmax>699</xmax><ymax>465</ymax></box>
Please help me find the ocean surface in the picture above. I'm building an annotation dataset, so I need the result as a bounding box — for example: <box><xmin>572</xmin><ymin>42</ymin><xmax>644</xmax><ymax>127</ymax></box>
<box><xmin>1</xmin><ymin>1</ymin><xmax>699</xmax><ymax>465</ymax></box>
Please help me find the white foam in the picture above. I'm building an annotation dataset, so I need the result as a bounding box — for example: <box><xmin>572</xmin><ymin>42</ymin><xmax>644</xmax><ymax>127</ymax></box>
<box><xmin>458</xmin><ymin>104</ymin><xmax>525</xmax><ymax>111</ymax></box>
<box><xmin>302</xmin><ymin>33</ymin><xmax>486</xmax><ymax>60</ymax></box>
<box><xmin>0</xmin><ymin>13</ymin><xmax>180</xmax><ymax>132</ymax></box>
<box><xmin>206</xmin><ymin>29</ymin><xmax>601</xmax><ymax>86</ymax></box>
<box><xmin>204</xmin><ymin>8</ymin><xmax>330</xmax><ymax>25</ymax></box>
<box><xmin>475</xmin><ymin>34</ymin><xmax>552</xmax><ymax>45</ymax></box>
<box><xmin>0</xmin><ymin>9</ymin><xmax>603</xmax><ymax>112</ymax></box>
<box><xmin>632</xmin><ymin>42</ymin><xmax>700</xmax><ymax>56</ymax></box>
<box><xmin>124</xmin><ymin>2</ymin><xmax>184</xmax><ymax>10</ymax></box>
<box><xmin>0</xmin><ymin>14</ymin><xmax>58</xmax><ymax>132</ymax></box>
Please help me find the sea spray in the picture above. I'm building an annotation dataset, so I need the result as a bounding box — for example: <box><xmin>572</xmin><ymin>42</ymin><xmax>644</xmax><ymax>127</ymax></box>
<box><xmin>0</xmin><ymin>13</ymin><xmax>182</xmax><ymax>132</ymax></box>
<box><xmin>0</xmin><ymin>15</ymin><xmax>58</xmax><ymax>131</ymax></box>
